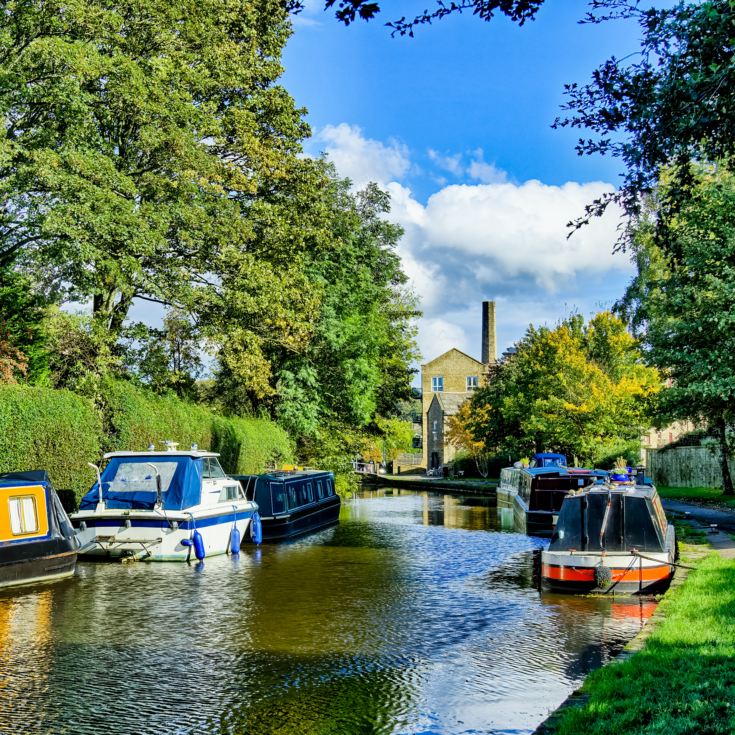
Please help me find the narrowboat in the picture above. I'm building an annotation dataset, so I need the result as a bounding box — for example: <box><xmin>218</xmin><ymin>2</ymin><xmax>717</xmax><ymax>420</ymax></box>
<box><xmin>234</xmin><ymin>470</ymin><xmax>340</xmax><ymax>542</ymax></box>
<box><xmin>497</xmin><ymin>453</ymin><xmax>606</xmax><ymax>537</ymax></box>
<box><xmin>0</xmin><ymin>470</ymin><xmax>79</xmax><ymax>588</ymax></box>
<box><xmin>72</xmin><ymin>444</ymin><xmax>259</xmax><ymax>561</ymax></box>
<box><xmin>541</xmin><ymin>478</ymin><xmax>676</xmax><ymax>594</ymax></box>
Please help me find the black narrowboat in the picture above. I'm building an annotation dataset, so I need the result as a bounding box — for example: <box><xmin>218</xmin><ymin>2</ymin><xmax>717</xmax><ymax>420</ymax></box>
<box><xmin>235</xmin><ymin>470</ymin><xmax>341</xmax><ymax>542</ymax></box>
<box><xmin>0</xmin><ymin>471</ymin><xmax>80</xmax><ymax>588</ymax></box>
<box><xmin>541</xmin><ymin>481</ymin><xmax>676</xmax><ymax>594</ymax></box>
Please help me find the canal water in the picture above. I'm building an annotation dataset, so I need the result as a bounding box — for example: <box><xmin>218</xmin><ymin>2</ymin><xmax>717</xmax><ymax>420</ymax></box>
<box><xmin>0</xmin><ymin>489</ymin><xmax>654</xmax><ymax>735</ymax></box>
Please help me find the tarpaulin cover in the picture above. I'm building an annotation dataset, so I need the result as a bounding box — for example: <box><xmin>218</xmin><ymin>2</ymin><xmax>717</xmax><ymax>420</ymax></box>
<box><xmin>79</xmin><ymin>455</ymin><xmax>203</xmax><ymax>511</ymax></box>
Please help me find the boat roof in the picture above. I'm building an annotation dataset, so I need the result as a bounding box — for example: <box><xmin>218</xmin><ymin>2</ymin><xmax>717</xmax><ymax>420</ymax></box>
<box><xmin>240</xmin><ymin>469</ymin><xmax>332</xmax><ymax>482</ymax></box>
<box><xmin>0</xmin><ymin>470</ymin><xmax>53</xmax><ymax>488</ymax></box>
<box><xmin>103</xmin><ymin>450</ymin><xmax>220</xmax><ymax>460</ymax></box>
<box><xmin>573</xmin><ymin>483</ymin><xmax>657</xmax><ymax>498</ymax></box>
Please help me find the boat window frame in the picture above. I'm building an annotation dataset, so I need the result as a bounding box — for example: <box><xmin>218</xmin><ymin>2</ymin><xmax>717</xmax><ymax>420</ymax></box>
<box><xmin>202</xmin><ymin>457</ymin><xmax>227</xmax><ymax>480</ymax></box>
<box><xmin>8</xmin><ymin>494</ymin><xmax>39</xmax><ymax>536</ymax></box>
<box><xmin>270</xmin><ymin>482</ymin><xmax>288</xmax><ymax>514</ymax></box>
<box><xmin>306</xmin><ymin>482</ymin><xmax>314</xmax><ymax>503</ymax></box>
<box><xmin>316</xmin><ymin>480</ymin><xmax>324</xmax><ymax>499</ymax></box>
<box><xmin>218</xmin><ymin>484</ymin><xmax>245</xmax><ymax>502</ymax></box>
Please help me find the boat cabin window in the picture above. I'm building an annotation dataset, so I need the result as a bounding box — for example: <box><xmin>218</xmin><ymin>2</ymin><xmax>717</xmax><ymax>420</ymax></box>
<box><xmin>327</xmin><ymin>478</ymin><xmax>335</xmax><ymax>496</ymax></box>
<box><xmin>8</xmin><ymin>495</ymin><xmax>39</xmax><ymax>536</ymax></box>
<box><xmin>107</xmin><ymin>461</ymin><xmax>179</xmax><ymax>494</ymax></box>
<box><xmin>306</xmin><ymin>483</ymin><xmax>314</xmax><ymax>502</ymax></box>
<box><xmin>316</xmin><ymin>481</ymin><xmax>324</xmax><ymax>499</ymax></box>
<box><xmin>288</xmin><ymin>485</ymin><xmax>298</xmax><ymax>509</ymax></box>
<box><xmin>218</xmin><ymin>484</ymin><xmax>244</xmax><ymax>502</ymax></box>
<box><xmin>202</xmin><ymin>458</ymin><xmax>227</xmax><ymax>479</ymax></box>
<box><xmin>297</xmin><ymin>483</ymin><xmax>309</xmax><ymax>505</ymax></box>
<box><xmin>271</xmin><ymin>483</ymin><xmax>288</xmax><ymax>514</ymax></box>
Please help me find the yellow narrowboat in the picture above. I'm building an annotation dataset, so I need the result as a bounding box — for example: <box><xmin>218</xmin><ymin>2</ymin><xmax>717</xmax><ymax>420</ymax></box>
<box><xmin>0</xmin><ymin>471</ymin><xmax>79</xmax><ymax>588</ymax></box>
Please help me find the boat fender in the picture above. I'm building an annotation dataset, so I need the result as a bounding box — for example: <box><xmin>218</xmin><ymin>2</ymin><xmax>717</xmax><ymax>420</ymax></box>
<box><xmin>594</xmin><ymin>562</ymin><xmax>612</xmax><ymax>589</ymax></box>
<box><xmin>193</xmin><ymin>530</ymin><xmax>206</xmax><ymax>561</ymax></box>
<box><xmin>229</xmin><ymin>525</ymin><xmax>241</xmax><ymax>555</ymax></box>
<box><xmin>251</xmin><ymin>512</ymin><xmax>263</xmax><ymax>546</ymax></box>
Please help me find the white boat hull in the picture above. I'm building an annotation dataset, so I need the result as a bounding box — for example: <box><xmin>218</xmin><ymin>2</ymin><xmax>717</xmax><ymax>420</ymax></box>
<box><xmin>73</xmin><ymin>505</ymin><xmax>256</xmax><ymax>562</ymax></box>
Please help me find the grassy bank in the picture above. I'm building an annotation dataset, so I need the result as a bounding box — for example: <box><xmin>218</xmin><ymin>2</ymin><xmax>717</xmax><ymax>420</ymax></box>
<box><xmin>658</xmin><ymin>485</ymin><xmax>735</xmax><ymax>508</ymax></box>
<box><xmin>550</xmin><ymin>547</ymin><xmax>735</xmax><ymax>734</ymax></box>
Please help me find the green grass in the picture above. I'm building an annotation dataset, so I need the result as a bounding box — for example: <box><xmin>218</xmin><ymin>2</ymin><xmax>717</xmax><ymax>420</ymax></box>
<box><xmin>551</xmin><ymin>550</ymin><xmax>735</xmax><ymax>735</ymax></box>
<box><xmin>658</xmin><ymin>485</ymin><xmax>735</xmax><ymax>508</ymax></box>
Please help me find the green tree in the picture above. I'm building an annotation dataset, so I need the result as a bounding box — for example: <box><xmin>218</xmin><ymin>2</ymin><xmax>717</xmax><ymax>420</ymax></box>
<box><xmin>465</xmin><ymin>312</ymin><xmax>660</xmax><ymax>465</ymax></box>
<box><xmin>557</xmin><ymin>0</ymin><xmax>735</xmax><ymax>240</ymax></box>
<box><xmin>620</xmin><ymin>166</ymin><xmax>735</xmax><ymax>494</ymax></box>
<box><xmin>120</xmin><ymin>311</ymin><xmax>204</xmax><ymax>399</ymax></box>
<box><xmin>0</xmin><ymin>265</ymin><xmax>47</xmax><ymax>382</ymax></box>
<box><xmin>0</xmin><ymin>0</ymin><xmax>309</xmax><ymax>351</ymax></box>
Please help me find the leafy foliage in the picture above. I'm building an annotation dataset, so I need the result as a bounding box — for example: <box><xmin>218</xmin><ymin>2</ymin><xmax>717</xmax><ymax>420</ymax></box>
<box><xmin>460</xmin><ymin>312</ymin><xmax>660</xmax><ymax>465</ymax></box>
<box><xmin>620</xmin><ymin>165</ymin><xmax>735</xmax><ymax>493</ymax></box>
<box><xmin>557</xmin><ymin>0</ymin><xmax>735</xmax><ymax>239</ymax></box>
<box><xmin>0</xmin><ymin>380</ymin><xmax>293</xmax><ymax>500</ymax></box>
<box><xmin>0</xmin><ymin>0</ymin><xmax>309</xmax><ymax>345</ymax></box>
<box><xmin>292</xmin><ymin>0</ymin><xmax>544</xmax><ymax>35</ymax></box>
<box><xmin>0</xmin><ymin>384</ymin><xmax>102</xmax><ymax>495</ymax></box>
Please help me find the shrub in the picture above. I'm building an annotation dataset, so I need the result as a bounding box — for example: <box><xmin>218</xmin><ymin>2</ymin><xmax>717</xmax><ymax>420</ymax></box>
<box><xmin>0</xmin><ymin>385</ymin><xmax>102</xmax><ymax>495</ymax></box>
<box><xmin>0</xmin><ymin>381</ymin><xmax>294</xmax><ymax>501</ymax></box>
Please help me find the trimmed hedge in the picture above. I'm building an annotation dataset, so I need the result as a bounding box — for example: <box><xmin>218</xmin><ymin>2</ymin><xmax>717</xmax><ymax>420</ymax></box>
<box><xmin>0</xmin><ymin>385</ymin><xmax>102</xmax><ymax>496</ymax></box>
<box><xmin>0</xmin><ymin>381</ymin><xmax>294</xmax><ymax>501</ymax></box>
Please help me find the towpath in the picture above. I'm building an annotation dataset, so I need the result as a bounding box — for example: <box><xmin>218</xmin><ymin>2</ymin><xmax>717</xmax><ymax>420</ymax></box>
<box><xmin>662</xmin><ymin>498</ymin><xmax>735</xmax><ymax>559</ymax></box>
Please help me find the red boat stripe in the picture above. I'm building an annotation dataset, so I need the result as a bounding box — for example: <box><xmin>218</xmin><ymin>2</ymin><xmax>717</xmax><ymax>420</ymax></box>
<box><xmin>542</xmin><ymin>563</ymin><xmax>672</xmax><ymax>583</ymax></box>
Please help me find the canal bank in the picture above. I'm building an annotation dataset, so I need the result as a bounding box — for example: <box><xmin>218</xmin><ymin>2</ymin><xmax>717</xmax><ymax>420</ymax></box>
<box><xmin>359</xmin><ymin>472</ymin><xmax>498</xmax><ymax>496</ymax></box>
<box><xmin>533</xmin><ymin>502</ymin><xmax>735</xmax><ymax>735</ymax></box>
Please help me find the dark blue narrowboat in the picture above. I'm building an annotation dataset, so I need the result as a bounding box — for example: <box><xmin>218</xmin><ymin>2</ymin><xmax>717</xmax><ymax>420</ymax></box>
<box><xmin>0</xmin><ymin>471</ymin><xmax>80</xmax><ymax>588</ymax></box>
<box><xmin>234</xmin><ymin>470</ymin><xmax>341</xmax><ymax>542</ymax></box>
<box><xmin>497</xmin><ymin>454</ymin><xmax>607</xmax><ymax>537</ymax></box>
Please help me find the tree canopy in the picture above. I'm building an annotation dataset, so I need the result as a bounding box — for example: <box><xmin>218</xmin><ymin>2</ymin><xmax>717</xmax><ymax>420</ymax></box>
<box><xmin>454</xmin><ymin>312</ymin><xmax>660</xmax><ymax>466</ymax></box>
<box><xmin>0</xmin><ymin>0</ymin><xmax>420</xmax><ymax>472</ymax></box>
<box><xmin>619</xmin><ymin>165</ymin><xmax>735</xmax><ymax>493</ymax></box>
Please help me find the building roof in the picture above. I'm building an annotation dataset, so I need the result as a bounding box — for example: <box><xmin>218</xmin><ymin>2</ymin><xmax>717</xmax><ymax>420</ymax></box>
<box><xmin>428</xmin><ymin>392</ymin><xmax>470</xmax><ymax>416</ymax></box>
<box><xmin>421</xmin><ymin>347</ymin><xmax>484</xmax><ymax>369</ymax></box>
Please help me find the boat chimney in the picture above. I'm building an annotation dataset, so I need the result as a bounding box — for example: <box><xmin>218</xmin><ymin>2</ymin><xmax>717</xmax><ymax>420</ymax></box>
<box><xmin>482</xmin><ymin>300</ymin><xmax>497</xmax><ymax>364</ymax></box>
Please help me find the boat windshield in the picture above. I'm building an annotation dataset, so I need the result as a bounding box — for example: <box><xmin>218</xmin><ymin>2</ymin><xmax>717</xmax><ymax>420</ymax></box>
<box><xmin>106</xmin><ymin>461</ymin><xmax>179</xmax><ymax>494</ymax></box>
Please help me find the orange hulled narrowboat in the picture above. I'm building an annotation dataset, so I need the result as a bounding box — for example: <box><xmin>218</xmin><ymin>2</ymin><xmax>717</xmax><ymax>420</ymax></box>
<box><xmin>541</xmin><ymin>479</ymin><xmax>675</xmax><ymax>595</ymax></box>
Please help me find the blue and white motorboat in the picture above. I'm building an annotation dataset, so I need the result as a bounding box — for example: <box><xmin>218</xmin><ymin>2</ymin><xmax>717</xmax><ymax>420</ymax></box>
<box><xmin>71</xmin><ymin>444</ymin><xmax>259</xmax><ymax>561</ymax></box>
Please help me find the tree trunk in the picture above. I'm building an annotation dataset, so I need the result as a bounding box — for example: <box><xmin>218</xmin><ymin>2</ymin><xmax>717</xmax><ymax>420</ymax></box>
<box><xmin>717</xmin><ymin>416</ymin><xmax>734</xmax><ymax>496</ymax></box>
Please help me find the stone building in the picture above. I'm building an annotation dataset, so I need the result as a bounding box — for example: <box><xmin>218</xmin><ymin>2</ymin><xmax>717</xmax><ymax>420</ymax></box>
<box><xmin>421</xmin><ymin>301</ymin><xmax>497</xmax><ymax>470</ymax></box>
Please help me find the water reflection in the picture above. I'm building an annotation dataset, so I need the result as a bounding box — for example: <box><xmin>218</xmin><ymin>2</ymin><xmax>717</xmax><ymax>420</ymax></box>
<box><xmin>0</xmin><ymin>488</ymin><xmax>652</xmax><ymax>735</ymax></box>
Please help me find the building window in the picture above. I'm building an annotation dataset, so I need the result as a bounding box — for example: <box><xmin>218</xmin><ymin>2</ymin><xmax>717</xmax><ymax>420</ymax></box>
<box><xmin>9</xmin><ymin>496</ymin><xmax>39</xmax><ymax>536</ymax></box>
<box><xmin>432</xmin><ymin>376</ymin><xmax>444</xmax><ymax>392</ymax></box>
<box><xmin>466</xmin><ymin>375</ymin><xmax>479</xmax><ymax>391</ymax></box>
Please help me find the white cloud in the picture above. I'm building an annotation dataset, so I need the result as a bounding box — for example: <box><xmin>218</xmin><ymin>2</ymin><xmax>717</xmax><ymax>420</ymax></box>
<box><xmin>467</xmin><ymin>149</ymin><xmax>508</xmax><ymax>184</ymax></box>
<box><xmin>416</xmin><ymin>180</ymin><xmax>628</xmax><ymax>291</ymax></box>
<box><xmin>317</xmin><ymin>123</ymin><xmax>410</xmax><ymax>187</ymax></box>
<box><xmin>313</xmin><ymin>124</ymin><xmax>633</xmax><ymax>366</ymax></box>
<box><xmin>428</xmin><ymin>149</ymin><xmax>464</xmax><ymax>177</ymax></box>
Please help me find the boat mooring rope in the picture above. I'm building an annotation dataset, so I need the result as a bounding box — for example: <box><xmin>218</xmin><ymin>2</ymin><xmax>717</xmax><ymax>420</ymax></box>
<box><xmin>630</xmin><ymin>550</ymin><xmax>695</xmax><ymax>570</ymax></box>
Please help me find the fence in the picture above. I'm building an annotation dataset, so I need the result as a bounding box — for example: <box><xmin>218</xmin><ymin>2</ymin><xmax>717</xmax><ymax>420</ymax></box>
<box><xmin>646</xmin><ymin>445</ymin><xmax>734</xmax><ymax>488</ymax></box>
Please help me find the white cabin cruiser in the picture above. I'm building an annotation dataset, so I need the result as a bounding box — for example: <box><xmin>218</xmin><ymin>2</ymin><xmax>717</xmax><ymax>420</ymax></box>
<box><xmin>72</xmin><ymin>444</ymin><xmax>259</xmax><ymax>561</ymax></box>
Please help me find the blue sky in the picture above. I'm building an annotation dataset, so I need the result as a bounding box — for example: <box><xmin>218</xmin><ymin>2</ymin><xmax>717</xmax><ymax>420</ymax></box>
<box><xmin>281</xmin><ymin>2</ymin><xmax>647</xmax><ymax>367</ymax></box>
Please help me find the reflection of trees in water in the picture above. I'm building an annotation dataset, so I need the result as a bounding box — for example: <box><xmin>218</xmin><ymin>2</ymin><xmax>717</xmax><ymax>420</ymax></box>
<box><xmin>0</xmin><ymin>587</ymin><xmax>55</xmax><ymax>733</ymax></box>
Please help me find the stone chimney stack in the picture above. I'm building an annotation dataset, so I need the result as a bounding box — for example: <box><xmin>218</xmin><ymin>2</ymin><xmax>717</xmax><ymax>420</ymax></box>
<box><xmin>481</xmin><ymin>300</ymin><xmax>496</xmax><ymax>364</ymax></box>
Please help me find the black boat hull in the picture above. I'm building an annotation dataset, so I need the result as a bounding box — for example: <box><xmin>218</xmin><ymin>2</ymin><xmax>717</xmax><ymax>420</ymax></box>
<box><xmin>0</xmin><ymin>548</ymin><xmax>77</xmax><ymax>589</ymax></box>
<box><xmin>257</xmin><ymin>497</ymin><xmax>341</xmax><ymax>542</ymax></box>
